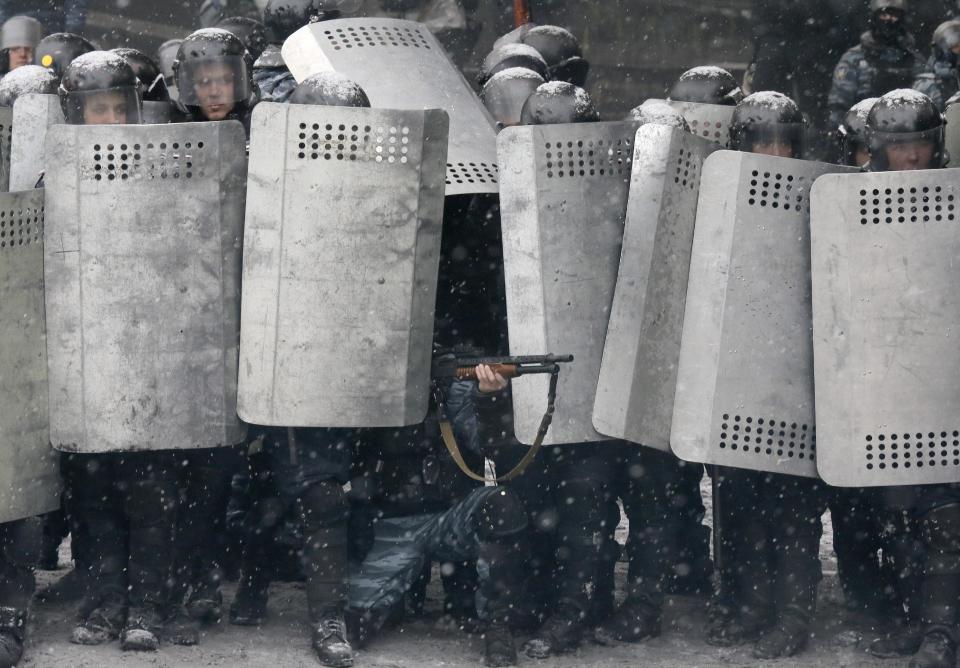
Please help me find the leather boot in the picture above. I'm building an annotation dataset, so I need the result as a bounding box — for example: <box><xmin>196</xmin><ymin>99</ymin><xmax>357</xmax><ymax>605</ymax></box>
<box><xmin>0</xmin><ymin>608</ymin><xmax>25</xmax><ymax>668</ymax></box>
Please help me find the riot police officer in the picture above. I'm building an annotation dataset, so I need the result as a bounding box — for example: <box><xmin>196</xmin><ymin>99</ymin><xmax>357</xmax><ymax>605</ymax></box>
<box><xmin>828</xmin><ymin>0</ymin><xmax>925</xmax><ymax>128</ymax></box>
<box><xmin>217</xmin><ymin>16</ymin><xmax>270</xmax><ymax>63</ymax></box>
<box><xmin>706</xmin><ymin>92</ymin><xmax>828</xmax><ymax>660</ymax></box>
<box><xmin>0</xmin><ymin>15</ymin><xmax>42</xmax><ymax>75</ymax></box>
<box><xmin>34</xmin><ymin>31</ymin><xmax>92</xmax><ymax>78</ymax></box>
<box><xmin>111</xmin><ymin>48</ymin><xmax>170</xmax><ymax>103</ymax></box>
<box><xmin>914</xmin><ymin>20</ymin><xmax>960</xmax><ymax>110</ymax></box>
<box><xmin>667</xmin><ymin>65</ymin><xmax>743</xmax><ymax>106</ymax></box>
<box><xmin>481</xmin><ymin>67</ymin><xmax>544</xmax><ymax>129</ymax></box>
<box><xmin>0</xmin><ymin>519</ymin><xmax>40</xmax><ymax>666</ymax></box>
<box><xmin>836</xmin><ymin>97</ymin><xmax>878</xmax><ymax>166</ymax></box>
<box><xmin>492</xmin><ymin>24</ymin><xmax>589</xmax><ymax>87</ymax></box>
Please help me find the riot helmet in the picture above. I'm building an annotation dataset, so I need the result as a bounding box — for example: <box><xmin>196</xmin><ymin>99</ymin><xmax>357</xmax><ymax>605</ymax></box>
<box><xmin>870</xmin><ymin>0</ymin><xmax>908</xmax><ymax>44</ymax></box>
<box><xmin>492</xmin><ymin>23</ymin><xmax>537</xmax><ymax>51</ymax></box>
<box><xmin>217</xmin><ymin>16</ymin><xmax>269</xmax><ymax>62</ymax></box>
<box><xmin>2</xmin><ymin>16</ymin><xmax>43</xmax><ymax>72</ymax></box>
<box><xmin>932</xmin><ymin>19</ymin><xmax>960</xmax><ymax>67</ymax></box>
<box><xmin>479</xmin><ymin>44</ymin><xmax>548</xmax><ymax>85</ymax></box>
<box><xmin>156</xmin><ymin>39</ymin><xmax>182</xmax><ymax>85</ymax></box>
<box><xmin>629</xmin><ymin>100</ymin><xmax>690</xmax><ymax>131</ymax></box>
<box><xmin>729</xmin><ymin>91</ymin><xmax>805</xmax><ymax>157</ymax></box>
<box><xmin>112</xmin><ymin>48</ymin><xmax>169</xmax><ymax>102</ymax></box>
<box><xmin>668</xmin><ymin>66</ymin><xmax>742</xmax><ymax>106</ymax></box>
<box><xmin>866</xmin><ymin>89</ymin><xmax>945</xmax><ymax>171</ymax></box>
<box><xmin>288</xmin><ymin>71</ymin><xmax>369</xmax><ymax>107</ymax></box>
<box><xmin>520</xmin><ymin>81</ymin><xmax>598</xmax><ymax>125</ymax></box>
<box><xmin>0</xmin><ymin>64</ymin><xmax>57</xmax><ymax>106</ymax></box>
<box><xmin>837</xmin><ymin>97</ymin><xmax>878</xmax><ymax>166</ymax></box>
<box><xmin>35</xmin><ymin>32</ymin><xmax>95</xmax><ymax>78</ymax></box>
<box><xmin>263</xmin><ymin>0</ymin><xmax>354</xmax><ymax>43</ymax></box>
<box><xmin>482</xmin><ymin>67</ymin><xmax>544</xmax><ymax>129</ymax></box>
<box><xmin>197</xmin><ymin>0</ymin><xmax>262</xmax><ymax>28</ymax></box>
<box><xmin>59</xmin><ymin>51</ymin><xmax>142</xmax><ymax>125</ymax></box>
<box><xmin>523</xmin><ymin>25</ymin><xmax>589</xmax><ymax>86</ymax></box>
<box><xmin>173</xmin><ymin>28</ymin><xmax>253</xmax><ymax>121</ymax></box>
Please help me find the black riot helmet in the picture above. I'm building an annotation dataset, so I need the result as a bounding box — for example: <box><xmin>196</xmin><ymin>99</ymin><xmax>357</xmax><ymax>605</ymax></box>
<box><xmin>729</xmin><ymin>91</ymin><xmax>805</xmax><ymax>156</ymax></box>
<box><xmin>668</xmin><ymin>66</ymin><xmax>743</xmax><ymax>106</ymax></box>
<box><xmin>837</xmin><ymin>97</ymin><xmax>878</xmax><ymax>166</ymax></box>
<box><xmin>479</xmin><ymin>44</ymin><xmax>548</xmax><ymax>85</ymax></box>
<box><xmin>156</xmin><ymin>39</ymin><xmax>182</xmax><ymax>85</ymax></box>
<box><xmin>36</xmin><ymin>32</ymin><xmax>95</xmax><ymax>78</ymax></box>
<box><xmin>628</xmin><ymin>100</ymin><xmax>690</xmax><ymax>131</ymax></box>
<box><xmin>173</xmin><ymin>28</ymin><xmax>254</xmax><ymax>117</ymax></box>
<box><xmin>866</xmin><ymin>89</ymin><xmax>946</xmax><ymax>170</ymax></box>
<box><xmin>932</xmin><ymin>19</ymin><xmax>960</xmax><ymax>66</ymax></box>
<box><xmin>0</xmin><ymin>64</ymin><xmax>57</xmax><ymax>106</ymax></box>
<box><xmin>522</xmin><ymin>25</ymin><xmax>589</xmax><ymax>86</ymax></box>
<box><xmin>492</xmin><ymin>23</ymin><xmax>537</xmax><ymax>51</ymax></box>
<box><xmin>111</xmin><ymin>48</ymin><xmax>169</xmax><ymax>102</ymax></box>
<box><xmin>263</xmin><ymin>0</ymin><xmax>349</xmax><ymax>43</ymax></box>
<box><xmin>59</xmin><ymin>51</ymin><xmax>142</xmax><ymax>125</ymax></box>
<box><xmin>482</xmin><ymin>67</ymin><xmax>544</xmax><ymax>129</ymax></box>
<box><xmin>870</xmin><ymin>0</ymin><xmax>908</xmax><ymax>44</ymax></box>
<box><xmin>217</xmin><ymin>16</ymin><xmax>270</xmax><ymax>62</ymax></box>
<box><xmin>520</xmin><ymin>81</ymin><xmax>598</xmax><ymax>126</ymax></box>
<box><xmin>288</xmin><ymin>71</ymin><xmax>370</xmax><ymax>107</ymax></box>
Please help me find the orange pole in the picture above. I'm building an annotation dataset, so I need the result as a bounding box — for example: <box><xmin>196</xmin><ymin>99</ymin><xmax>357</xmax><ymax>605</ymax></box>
<box><xmin>514</xmin><ymin>0</ymin><xmax>532</xmax><ymax>27</ymax></box>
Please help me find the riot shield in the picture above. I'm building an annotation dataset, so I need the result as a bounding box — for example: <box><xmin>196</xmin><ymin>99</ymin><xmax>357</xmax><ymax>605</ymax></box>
<box><xmin>10</xmin><ymin>94</ymin><xmax>63</xmax><ymax>191</ymax></box>
<box><xmin>671</xmin><ymin>151</ymin><xmax>857</xmax><ymax>477</ymax></box>
<box><xmin>44</xmin><ymin>121</ymin><xmax>248</xmax><ymax>453</ymax></box>
<box><xmin>282</xmin><ymin>19</ymin><xmax>498</xmax><ymax>197</ymax></box>
<box><xmin>646</xmin><ymin>98</ymin><xmax>735</xmax><ymax>145</ymax></box>
<box><xmin>0</xmin><ymin>105</ymin><xmax>11</xmax><ymax>191</ymax></box>
<box><xmin>0</xmin><ymin>188</ymin><xmax>60</xmax><ymax>522</ymax></box>
<box><xmin>142</xmin><ymin>101</ymin><xmax>172</xmax><ymax>124</ymax></box>
<box><xmin>237</xmin><ymin>103</ymin><xmax>449</xmax><ymax>427</ymax></box>
<box><xmin>499</xmin><ymin>121</ymin><xmax>637</xmax><ymax>445</ymax></box>
<box><xmin>593</xmin><ymin>125</ymin><xmax>718</xmax><ymax>450</ymax></box>
<box><xmin>946</xmin><ymin>104</ymin><xmax>960</xmax><ymax>168</ymax></box>
<box><xmin>811</xmin><ymin>169</ymin><xmax>960</xmax><ymax>486</ymax></box>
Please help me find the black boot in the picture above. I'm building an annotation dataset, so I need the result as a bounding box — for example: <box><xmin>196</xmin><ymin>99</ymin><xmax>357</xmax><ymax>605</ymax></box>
<box><xmin>868</xmin><ymin>621</ymin><xmax>924</xmax><ymax>658</ymax></box>
<box><xmin>483</xmin><ymin>623</ymin><xmax>517</xmax><ymax>667</ymax></box>
<box><xmin>312</xmin><ymin>611</ymin><xmax>353</xmax><ymax>668</ymax></box>
<box><xmin>0</xmin><ymin>608</ymin><xmax>25</xmax><ymax>668</ymax></box>
<box><xmin>594</xmin><ymin>597</ymin><xmax>661</xmax><ymax>645</ymax></box>
<box><xmin>186</xmin><ymin>578</ymin><xmax>223</xmax><ymax>624</ymax></box>
<box><xmin>909</xmin><ymin>629</ymin><xmax>957</xmax><ymax>668</ymax></box>
<box><xmin>121</xmin><ymin>605</ymin><xmax>163</xmax><ymax>652</ymax></box>
<box><xmin>752</xmin><ymin>612</ymin><xmax>811</xmax><ymax>659</ymax></box>
<box><xmin>522</xmin><ymin>604</ymin><xmax>585</xmax><ymax>658</ymax></box>
<box><xmin>70</xmin><ymin>592</ymin><xmax>125</xmax><ymax>646</ymax></box>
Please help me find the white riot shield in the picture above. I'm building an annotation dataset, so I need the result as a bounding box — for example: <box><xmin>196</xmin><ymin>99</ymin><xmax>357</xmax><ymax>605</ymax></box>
<box><xmin>10</xmin><ymin>94</ymin><xmax>63</xmax><ymax>191</ymax></box>
<box><xmin>946</xmin><ymin>104</ymin><xmax>960</xmax><ymax>168</ymax></box>
<box><xmin>0</xmin><ymin>188</ymin><xmax>60</xmax><ymax>522</ymax></box>
<box><xmin>0</xmin><ymin>106</ymin><xmax>11</xmax><ymax>191</ymax></box>
<box><xmin>593</xmin><ymin>125</ymin><xmax>718</xmax><ymax>450</ymax></box>
<box><xmin>647</xmin><ymin>98</ymin><xmax>735</xmax><ymax>145</ymax></box>
<box><xmin>282</xmin><ymin>19</ymin><xmax>498</xmax><ymax>196</ymax></box>
<box><xmin>44</xmin><ymin>121</ymin><xmax>247</xmax><ymax>453</ymax></box>
<box><xmin>499</xmin><ymin>121</ymin><xmax>637</xmax><ymax>445</ymax></box>
<box><xmin>238</xmin><ymin>103</ymin><xmax>449</xmax><ymax>427</ymax></box>
<box><xmin>812</xmin><ymin>169</ymin><xmax>960</xmax><ymax>486</ymax></box>
<box><xmin>671</xmin><ymin>151</ymin><xmax>857</xmax><ymax>477</ymax></box>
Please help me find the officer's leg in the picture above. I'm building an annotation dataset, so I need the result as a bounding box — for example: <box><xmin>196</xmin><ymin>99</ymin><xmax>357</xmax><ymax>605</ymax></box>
<box><xmin>753</xmin><ymin>474</ymin><xmax>826</xmax><ymax>659</ymax></box>
<box><xmin>118</xmin><ymin>451</ymin><xmax>179</xmax><ymax>652</ymax></box>
<box><xmin>672</xmin><ymin>460</ymin><xmax>713</xmax><ymax>594</ymax></box>
<box><xmin>39</xmin><ymin>508</ymin><xmax>67</xmax><ymax>570</ymax></box>
<box><xmin>69</xmin><ymin>454</ymin><xmax>127</xmax><ymax>646</ymax></box>
<box><xmin>910</xmin><ymin>495</ymin><xmax>960</xmax><ymax>668</ymax></box>
<box><xmin>0</xmin><ymin>518</ymin><xmax>41</xmax><ymax>668</ymax></box>
<box><xmin>37</xmin><ymin>453</ymin><xmax>93</xmax><ymax>604</ymax></box>
<box><xmin>830</xmin><ymin>486</ymin><xmax>888</xmax><ymax>613</ymax></box>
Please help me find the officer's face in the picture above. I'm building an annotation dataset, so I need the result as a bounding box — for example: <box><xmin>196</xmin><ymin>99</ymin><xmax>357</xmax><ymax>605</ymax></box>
<box><xmin>752</xmin><ymin>141</ymin><xmax>794</xmax><ymax>158</ymax></box>
<box><xmin>193</xmin><ymin>62</ymin><xmax>236</xmax><ymax>121</ymax></box>
<box><xmin>8</xmin><ymin>46</ymin><xmax>32</xmax><ymax>70</ymax></box>
<box><xmin>82</xmin><ymin>91</ymin><xmax>129</xmax><ymax>125</ymax></box>
<box><xmin>884</xmin><ymin>141</ymin><xmax>935</xmax><ymax>170</ymax></box>
<box><xmin>854</xmin><ymin>146</ymin><xmax>871</xmax><ymax>167</ymax></box>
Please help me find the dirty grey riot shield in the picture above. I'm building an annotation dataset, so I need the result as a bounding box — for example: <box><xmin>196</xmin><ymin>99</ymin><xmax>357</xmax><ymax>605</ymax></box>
<box><xmin>811</xmin><ymin>169</ymin><xmax>960</xmax><ymax>487</ymax></box>
<box><xmin>282</xmin><ymin>19</ymin><xmax>498</xmax><ymax>196</ymax></box>
<box><xmin>946</xmin><ymin>104</ymin><xmax>960</xmax><ymax>168</ymax></box>
<box><xmin>499</xmin><ymin>121</ymin><xmax>637</xmax><ymax>445</ymax></box>
<box><xmin>237</xmin><ymin>103</ymin><xmax>448</xmax><ymax>427</ymax></box>
<box><xmin>43</xmin><ymin>121</ymin><xmax>248</xmax><ymax>453</ymax></box>
<box><xmin>671</xmin><ymin>150</ymin><xmax>856</xmax><ymax>478</ymax></box>
<box><xmin>0</xmin><ymin>188</ymin><xmax>60</xmax><ymax>522</ymax></box>
<box><xmin>0</xmin><ymin>105</ymin><xmax>12</xmax><ymax>191</ymax></box>
<box><xmin>10</xmin><ymin>94</ymin><xmax>63</xmax><ymax>191</ymax></box>
<box><xmin>593</xmin><ymin>124</ymin><xmax>718</xmax><ymax>450</ymax></box>
<box><xmin>646</xmin><ymin>98</ymin><xmax>735</xmax><ymax>145</ymax></box>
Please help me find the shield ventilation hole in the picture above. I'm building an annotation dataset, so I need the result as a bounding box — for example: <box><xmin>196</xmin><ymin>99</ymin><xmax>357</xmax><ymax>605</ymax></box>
<box><xmin>543</xmin><ymin>136</ymin><xmax>633</xmax><ymax>179</ymax></box>
<box><xmin>89</xmin><ymin>140</ymin><xmax>205</xmax><ymax>182</ymax></box>
<box><xmin>746</xmin><ymin>170</ymin><xmax>806</xmax><ymax>212</ymax></box>
<box><xmin>687</xmin><ymin>118</ymin><xmax>727</xmax><ymax>142</ymax></box>
<box><xmin>718</xmin><ymin>413</ymin><xmax>815</xmax><ymax>461</ymax></box>
<box><xmin>295</xmin><ymin>122</ymin><xmax>414</xmax><ymax>164</ymax></box>
<box><xmin>674</xmin><ymin>148</ymin><xmax>701</xmax><ymax>190</ymax></box>
<box><xmin>857</xmin><ymin>186</ymin><xmax>956</xmax><ymax>226</ymax></box>
<box><xmin>324</xmin><ymin>25</ymin><xmax>431</xmax><ymax>50</ymax></box>
<box><xmin>446</xmin><ymin>162</ymin><xmax>497</xmax><ymax>186</ymax></box>
<box><xmin>0</xmin><ymin>203</ymin><xmax>43</xmax><ymax>249</ymax></box>
<box><xmin>864</xmin><ymin>431</ymin><xmax>960</xmax><ymax>471</ymax></box>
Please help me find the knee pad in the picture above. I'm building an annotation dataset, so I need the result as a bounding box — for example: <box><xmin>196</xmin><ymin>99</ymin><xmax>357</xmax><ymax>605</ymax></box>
<box><xmin>475</xmin><ymin>489</ymin><xmax>528</xmax><ymax>541</ymax></box>
<box><xmin>0</xmin><ymin>518</ymin><xmax>42</xmax><ymax>568</ymax></box>
<box><xmin>298</xmin><ymin>480</ymin><xmax>349</xmax><ymax>532</ymax></box>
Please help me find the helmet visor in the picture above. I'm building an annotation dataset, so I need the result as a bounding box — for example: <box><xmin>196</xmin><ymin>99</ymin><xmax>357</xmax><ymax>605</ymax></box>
<box><xmin>64</xmin><ymin>87</ymin><xmax>142</xmax><ymax>126</ymax></box>
<box><xmin>735</xmin><ymin>122</ymin><xmax>806</xmax><ymax>158</ymax></box>
<box><xmin>176</xmin><ymin>55</ymin><xmax>251</xmax><ymax>108</ymax></box>
<box><xmin>869</xmin><ymin>127</ymin><xmax>945</xmax><ymax>170</ymax></box>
